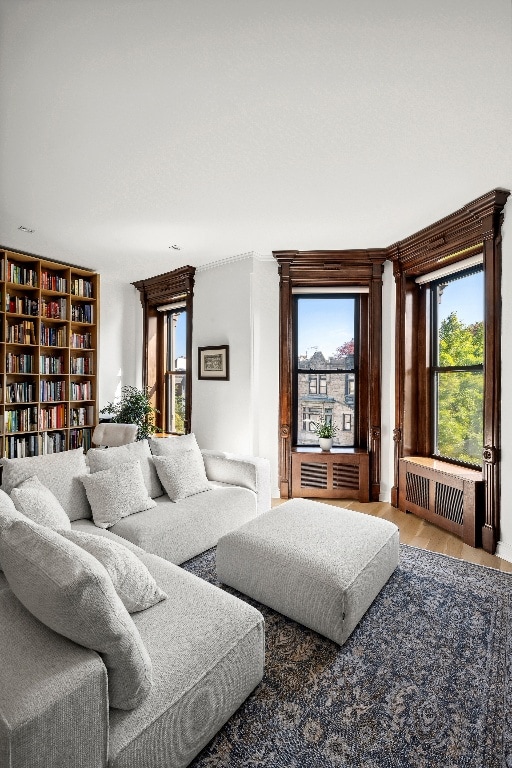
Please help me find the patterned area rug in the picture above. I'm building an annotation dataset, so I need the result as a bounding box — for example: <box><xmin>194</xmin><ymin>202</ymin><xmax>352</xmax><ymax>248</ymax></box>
<box><xmin>182</xmin><ymin>545</ymin><xmax>512</xmax><ymax>768</ymax></box>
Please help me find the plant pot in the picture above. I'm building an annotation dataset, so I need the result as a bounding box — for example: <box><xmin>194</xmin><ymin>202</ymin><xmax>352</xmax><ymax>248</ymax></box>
<box><xmin>319</xmin><ymin>437</ymin><xmax>333</xmax><ymax>452</ymax></box>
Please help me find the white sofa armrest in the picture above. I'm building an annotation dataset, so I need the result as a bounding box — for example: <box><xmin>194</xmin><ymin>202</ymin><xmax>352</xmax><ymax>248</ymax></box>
<box><xmin>0</xmin><ymin>589</ymin><xmax>108</xmax><ymax>768</ymax></box>
<box><xmin>201</xmin><ymin>450</ymin><xmax>271</xmax><ymax>514</ymax></box>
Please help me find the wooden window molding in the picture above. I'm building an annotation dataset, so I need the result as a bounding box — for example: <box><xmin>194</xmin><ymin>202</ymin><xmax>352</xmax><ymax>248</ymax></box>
<box><xmin>133</xmin><ymin>266</ymin><xmax>195</xmax><ymax>434</ymax></box>
<box><xmin>389</xmin><ymin>189</ymin><xmax>510</xmax><ymax>553</ymax></box>
<box><xmin>273</xmin><ymin>249</ymin><xmax>387</xmax><ymax>501</ymax></box>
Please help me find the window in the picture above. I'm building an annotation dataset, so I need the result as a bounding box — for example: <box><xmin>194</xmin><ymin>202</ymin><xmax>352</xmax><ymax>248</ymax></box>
<box><xmin>165</xmin><ymin>304</ymin><xmax>188</xmax><ymax>434</ymax></box>
<box><xmin>430</xmin><ymin>267</ymin><xmax>484</xmax><ymax>466</ymax></box>
<box><xmin>133</xmin><ymin>266</ymin><xmax>195</xmax><ymax>436</ymax></box>
<box><xmin>294</xmin><ymin>295</ymin><xmax>358</xmax><ymax>448</ymax></box>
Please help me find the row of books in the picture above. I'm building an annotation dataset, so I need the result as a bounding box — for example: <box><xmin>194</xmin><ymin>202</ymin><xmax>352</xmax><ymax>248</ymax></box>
<box><xmin>7</xmin><ymin>263</ymin><xmax>38</xmax><ymax>287</ymax></box>
<box><xmin>6</xmin><ymin>320</ymin><xmax>36</xmax><ymax>344</ymax></box>
<box><xmin>5</xmin><ymin>381</ymin><xmax>37</xmax><ymax>403</ymax></box>
<box><xmin>40</xmin><ymin>324</ymin><xmax>68</xmax><ymax>347</ymax></box>
<box><xmin>70</xmin><ymin>332</ymin><xmax>93</xmax><ymax>349</ymax></box>
<box><xmin>71</xmin><ymin>278</ymin><xmax>93</xmax><ymax>298</ymax></box>
<box><xmin>39</xmin><ymin>404</ymin><xmax>67</xmax><ymax>429</ymax></box>
<box><xmin>70</xmin><ymin>303</ymin><xmax>93</xmax><ymax>323</ymax></box>
<box><xmin>70</xmin><ymin>406</ymin><xmax>94</xmax><ymax>426</ymax></box>
<box><xmin>5</xmin><ymin>295</ymin><xmax>39</xmax><ymax>315</ymax></box>
<box><xmin>40</xmin><ymin>354</ymin><xmax>65</xmax><ymax>374</ymax></box>
<box><xmin>70</xmin><ymin>355</ymin><xmax>93</xmax><ymax>374</ymax></box>
<box><xmin>6</xmin><ymin>352</ymin><xmax>34</xmax><ymax>372</ymax></box>
<box><xmin>3</xmin><ymin>428</ymin><xmax>92</xmax><ymax>457</ymax></box>
<box><xmin>69</xmin><ymin>381</ymin><xmax>93</xmax><ymax>401</ymax></box>
<box><xmin>40</xmin><ymin>379</ymin><xmax>66</xmax><ymax>402</ymax></box>
<box><xmin>41</xmin><ymin>298</ymin><xmax>67</xmax><ymax>319</ymax></box>
<box><xmin>5</xmin><ymin>406</ymin><xmax>38</xmax><ymax>433</ymax></box>
<box><xmin>41</xmin><ymin>271</ymin><xmax>67</xmax><ymax>293</ymax></box>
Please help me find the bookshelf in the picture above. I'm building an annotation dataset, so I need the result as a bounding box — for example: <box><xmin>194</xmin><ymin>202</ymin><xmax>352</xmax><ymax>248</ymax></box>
<box><xmin>0</xmin><ymin>248</ymin><xmax>99</xmax><ymax>457</ymax></box>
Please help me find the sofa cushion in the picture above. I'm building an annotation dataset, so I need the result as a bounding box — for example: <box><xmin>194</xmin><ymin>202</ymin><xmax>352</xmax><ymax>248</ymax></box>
<box><xmin>61</xmin><ymin>529</ymin><xmax>167</xmax><ymax>613</ymax></box>
<box><xmin>109</xmin><ymin>485</ymin><xmax>259</xmax><ymax>565</ymax></box>
<box><xmin>10</xmin><ymin>476</ymin><xmax>71</xmax><ymax>531</ymax></box>
<box><xmin>87</xmin><ymin>440</ymin><xmax>163</xmax><ymax>499</ymax></box>
<box><xmin>108</xmin><ymin>552</ymin><xmax>265</xmax><ymax>768</ymax></box>
<box><xmin>80</xmin><ymin>460</ymin><xmax>157</xmax><ymax>529</ymax></box>
<box><xmin>0</xmin><ymin>517</ymin><xmax>153</xmax><ymax>710</ymax></box>
<box><xmin>0</xmin><ymin>489</ymin><xmax>25</xmax><ymax>573</ymax></box>
<box><xmin>0</xmin><ymin>448</ymin><xmax>91</xmax><ymax>521</ymax></box>
<box><xmin>152</xmin><ymin>451</ymin><xmax>211</xmax><ymax>502</ymax></box>
<box><xmin>149</xmin><ymin>433</ymin><xmax>199</xmax><ymax>456</ymax></box>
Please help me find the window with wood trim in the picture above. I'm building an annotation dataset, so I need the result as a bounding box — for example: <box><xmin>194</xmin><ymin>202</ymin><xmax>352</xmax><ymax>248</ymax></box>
<box><xmin>390</xmin><ymin>189</ymin><xmax>510</xmax><ymax>554</ymax></box>
<box><xmin>132</xmin><ymin>266</ymin><xmax>195</xmax><ymax>435</ymax></box>
<box><xmin>273</xmin><ymin>250</ymin><xmax>387</xmax><ymax>501</ymax></box>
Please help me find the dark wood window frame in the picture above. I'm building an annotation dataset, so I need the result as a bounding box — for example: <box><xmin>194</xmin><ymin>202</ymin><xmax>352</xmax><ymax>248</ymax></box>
<box><xmin>389</xmin><ymin>189</ymin><xmax>510</xmax><ymax>553</ymax></box>
<box><xmin>273</xmin><ymin>249</ymin><xmax>388</xmax><ymax>501</ymax></box>
<box><xmin>133</xmin><ymin>266</ymin><xmax>195</xmax><ymax>435</ymax></box>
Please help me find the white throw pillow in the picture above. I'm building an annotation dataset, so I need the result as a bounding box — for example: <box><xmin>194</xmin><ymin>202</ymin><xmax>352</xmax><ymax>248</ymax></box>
<box><xmin>87</xmin><ymin>440</ymin><xmax>163</xmax><ymax>499</ymax></box>
<box><xmin>61</xmin><ymin>529</ymin><xmax>167</xmax><ymax>613</ymax></box>
<box><xmin>80</xmin><ymin>460</ymin><xmax>157</xmax><ymax>529</ymax></box>
<box><xmin>149</xmin><ymin>433</ymin><xmax>200</xmax><ymax>457</ymax></box>
<box><xmin>152</xmin><ymin>451</ymin><xmax>211</xmax><ymax>502</ymax></box>
<box><xmin>0</xmin><ymin>447</ymin><xmax>91</xmax><ymax>521</ymax></box>
<box><xmin>0</xmin><ymin>517</ymin><xmax>153</xmax><ymax>709</ymax></box>
<box><xmin>10</xmin><ymin>476</ymin><xmax>71</xmax><ymax>531</ymax></box>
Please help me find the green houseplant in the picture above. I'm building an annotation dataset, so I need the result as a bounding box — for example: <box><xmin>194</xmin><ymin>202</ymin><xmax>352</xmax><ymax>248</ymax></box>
<box><xmin>312</xmin><ymin>417</ymin><xmax>338</xmax><ymax>451</ymax></box>
<box><xmin>100</xmin><ymin>385</ymin><xmax>159</xmax><ymax>441</ymax></box>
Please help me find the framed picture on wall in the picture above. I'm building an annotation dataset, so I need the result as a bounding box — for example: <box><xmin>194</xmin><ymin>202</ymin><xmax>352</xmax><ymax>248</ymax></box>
<box><xmin>198</xmin><ymin>345</ymin><xmax>230</xmax><ymax>380</ymax></box>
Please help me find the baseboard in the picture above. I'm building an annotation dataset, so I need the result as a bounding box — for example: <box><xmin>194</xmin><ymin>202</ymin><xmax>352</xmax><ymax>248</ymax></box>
<box><xmin>495</xmin><ymin>540</ymin><xmax>512</xmax><ymax>563</ymax></box>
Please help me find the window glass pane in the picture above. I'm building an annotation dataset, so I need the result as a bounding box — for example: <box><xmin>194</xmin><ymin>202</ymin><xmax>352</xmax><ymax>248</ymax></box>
<box><xmin>435</xmin><ymin>270</ymin><xmax>484</xmax><ymax>367</ymax></box>
<box><xmin>435</xmin><ymin>371</ymin><xmax>483</xmax><ymax>464</ymax></box>
<box><xmin>167</xmin><ymin>310</ymin><xmax>187</xmax><ymax>371</ymax></box>
<box><xmin>297</xmin><ymin>298</ymin><xmax>355</xmax><ymax>370</ymax></box>
<box><xmin>297</xmin><ymin>372</ymin><xmax>355</xmax><ymax>447</ymax></box>
<box><xmin>166</xmin><ymin>373</ymin><xmax>186</xmax><ymax>434</ymax></box>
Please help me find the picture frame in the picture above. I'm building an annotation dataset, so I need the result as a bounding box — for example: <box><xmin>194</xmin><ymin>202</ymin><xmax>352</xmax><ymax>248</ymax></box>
<box><xmin>198</xmin><ymin>345</ymin><xmax>230</xmax><ymax>380</ymax></box>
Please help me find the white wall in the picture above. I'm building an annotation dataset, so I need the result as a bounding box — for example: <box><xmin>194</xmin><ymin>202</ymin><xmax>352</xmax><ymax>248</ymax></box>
<box><xmin>98</xmin><ymin>279</ymin><xmax>142</xmax><ymax>411</ymax></box>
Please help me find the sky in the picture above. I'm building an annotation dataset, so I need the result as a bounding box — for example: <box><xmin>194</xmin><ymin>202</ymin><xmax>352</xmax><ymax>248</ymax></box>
<box><xmin>297</xmin><ymin>297</ymin><xmax>355</xmax><ymax>359</ymax></box>
<box><xmin>436</xmin><ymin>270</ymin><xmax>483</xmax><ymax>327</ymax></box>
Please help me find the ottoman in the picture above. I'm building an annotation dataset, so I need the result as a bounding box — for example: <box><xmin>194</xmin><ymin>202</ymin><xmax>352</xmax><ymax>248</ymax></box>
<box><xmin>216</xmin><ymin>497</ymin><xmax>400</xmax><ymax>646</ymax></box>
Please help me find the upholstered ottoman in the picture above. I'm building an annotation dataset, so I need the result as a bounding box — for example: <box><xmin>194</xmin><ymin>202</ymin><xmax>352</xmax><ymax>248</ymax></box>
<box><xmin>216</xmin><ymin>497</ymin><xmax>400</xmax><ymax>646</ymax></box>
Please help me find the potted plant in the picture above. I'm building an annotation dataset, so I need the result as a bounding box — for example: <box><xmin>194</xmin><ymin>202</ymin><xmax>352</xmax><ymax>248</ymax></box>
<box><xmin>312</xmin><ymin>417</ymin><xmax>338</xmax><ymax>452</ymax></box>
<box><xmin>100</xmin><ymin>385</ymin><xmax>160</xmax><ymax>441</ymax></box>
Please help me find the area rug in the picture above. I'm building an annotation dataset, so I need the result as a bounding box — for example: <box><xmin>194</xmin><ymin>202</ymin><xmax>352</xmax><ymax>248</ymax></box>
<box><xmin>182</xmin><ymin>545</ymin><xmax>512</xmax><ymax>768</ymax></box>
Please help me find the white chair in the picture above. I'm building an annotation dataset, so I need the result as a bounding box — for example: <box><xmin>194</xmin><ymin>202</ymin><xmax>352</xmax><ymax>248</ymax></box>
<box><xmin>91</xmin><ymin>423</ymin><xmax>138</xmax><ymax>448</ymax></box>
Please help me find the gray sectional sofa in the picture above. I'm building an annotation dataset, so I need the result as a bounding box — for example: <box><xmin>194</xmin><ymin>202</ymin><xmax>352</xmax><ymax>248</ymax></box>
<box><xmin>0</xmin><ymin>437</ymin><xmax>272</xmax><ymax>768</ymax></box>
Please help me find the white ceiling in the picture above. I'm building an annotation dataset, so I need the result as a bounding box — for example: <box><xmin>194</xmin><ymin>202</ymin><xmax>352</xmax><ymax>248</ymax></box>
<box><xmin>0</xmin><ymin>0</ymin><xmax>510</xmax><ymax>283</ymax></box>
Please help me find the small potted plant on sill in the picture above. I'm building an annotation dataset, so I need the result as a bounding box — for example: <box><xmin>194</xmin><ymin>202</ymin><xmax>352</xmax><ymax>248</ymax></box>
<box><xmin>312</xmin><ymin>417</ymin><xmax>339</xmax><ymax>452</ymax></box>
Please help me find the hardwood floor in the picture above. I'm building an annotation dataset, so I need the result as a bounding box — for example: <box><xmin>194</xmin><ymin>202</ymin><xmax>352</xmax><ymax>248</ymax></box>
<box><xmin>272</xmin><ymin>497</ymin><xmax>512</xmax><ymax>573</ymax></box>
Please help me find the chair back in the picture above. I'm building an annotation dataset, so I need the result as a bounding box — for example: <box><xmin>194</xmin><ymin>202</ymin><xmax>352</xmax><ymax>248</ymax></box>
<box><xmin>91</xmin><ymin>423</ymin><xmax>138</xmax><ymax>447</ymax></box>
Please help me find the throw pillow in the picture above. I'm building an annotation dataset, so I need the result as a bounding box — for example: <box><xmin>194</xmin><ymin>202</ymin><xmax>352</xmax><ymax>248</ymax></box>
<box><xmin>87</xmin><ymin>440</ymin><xmax>163</xmax><ymax>498</ymax></box>
<box><xmin>0</xmin><ymin>517</ymin><xmax>153</xmax><ymax>709</ymax></box>
<box><xmin>10</xmin><ymin>476</ymin><xmax>71</xmax><ymax>531</ymax></box>
<box><xmin>0</xmin><ymin>489</ymin><xmax>25</xmax><ymax>573</ymax></box>
<box><xmin>80</xmin><ymin>460</ymin><xmax>157</xmax><ymax>529</ymax></box>
<box><xmin>61</xmin><ymin>529</ymin><xmax>167</xmax><ymax>613</ymax></box>
<box><xmin>149</xmin><ymin>432</ymin><xmax>200</xmax><ymax>457</ymax></box>
<box><xmin>152</xmin><ymin>451</ymin><xmax>211</xmax><ymax>502</ymax></box>
<box><xmin>0</xmin><ymin>447</ymin><xmax>91</xmax><ymax>521</ymax></box>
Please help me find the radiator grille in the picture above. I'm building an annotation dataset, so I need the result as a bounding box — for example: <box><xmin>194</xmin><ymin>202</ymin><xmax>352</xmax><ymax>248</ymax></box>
<box><xmin>333</xmin><ymin>463</ymin><xmax>359</xmax><ymax>490</ymax></box>
<box><xmin>300</xmin><ymin>462</ymin><xmax>327</xmax><ymax>489</ymax></box>
<box><xmin>405</xmin><ymin>471</ymin><xmax>429</xmax><ymax>510</ymax></box>
<box><xmin>435</xmin><ymin>483</ymin><xmax>464</xmax><ymax>525</ymax></box>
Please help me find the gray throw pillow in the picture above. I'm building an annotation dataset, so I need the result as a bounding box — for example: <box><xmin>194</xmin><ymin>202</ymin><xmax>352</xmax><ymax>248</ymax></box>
<box><xmin>0</xmin><ymin>447</ymin><xmax>91</xmax><ymax>521</ymax></box>
<box><xmin>87</xmin><ymin>440</ymin><xmax>163</xmax><ymax>498</ymax></box>
<box><xmin>152</xmin><ymin>451</ymin><xmax>211</xmax><ymax>502</ymax></box>
<box><xmin>61</xmin><ymin>529</ymin><xmax>167</xmax><ymax>613</ymax></box>
<box><xmin>10</xmin><ymin>476</ymin><xmax>71</xmax><ymax>531</ymax></box>
<box><xmin>149</xmin><ymin>433</ymin><xmax>200</xmax><ymax>457</ymax></box>
<box><xmin>0</xmin><ymin>517</ymin><xmax>153</xmax><ymax>709</ymax></box>
<box><xmin>0</xmin><ymin>490</ymin><xmax>25</xmax><ymax>573</ymax></box>
<box><xmin>80</xmin><ymin>460</ymin><xmax>157</xmax><ymax>529</ymax></box>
